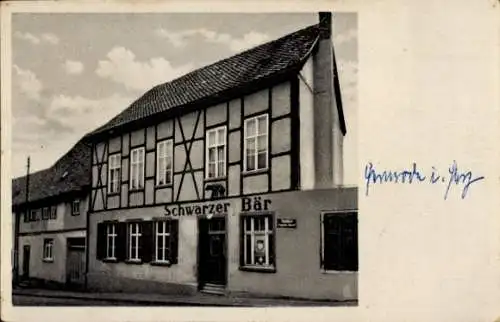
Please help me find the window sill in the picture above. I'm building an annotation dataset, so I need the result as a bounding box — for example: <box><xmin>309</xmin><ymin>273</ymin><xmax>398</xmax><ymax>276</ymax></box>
<box><xmin>239</xmin><ymin>266</ymin><xmax>276</xmax><ymax>273</ymax></box>
<box><xmin>204</xmin><ymin>176</ymin><xmax>227</xmax><ymax>182</ymax></box>
<box><xmin>242</xmin><ymin>168</ymin><xmax>268</xmax><ymax>176</ymax></box>
<box><xmin>150</xmin><ymin>261</ymin><xmax>171</xmax><ymax>267</ymax></box>
<box><xmin>71</xmin><ymin>213</ymin><xmax>80</xmax><ymax>216</ymax></box>
<box><xmin>129</xmin><ymin>188</ymin><xmax>145</xmax><ymax>193</ymax></box>
<box><xmin>125</xmin><ymin>259</ymin><xmax>143</xmax><ymax>265</ymax></box>
<box><xmin>43</xmin><ymin>258</ymin><xmax>54</xmax><ymax>263</ymax></box>
<box><xmin>107</xmin><ymin>192</ymin><xmax>120</xmax><ymax>197</ymax></box>
<box><xmin>102</xmin><ymin>258</ymin><xmax>118</xmax><ymax>263</ymax></box>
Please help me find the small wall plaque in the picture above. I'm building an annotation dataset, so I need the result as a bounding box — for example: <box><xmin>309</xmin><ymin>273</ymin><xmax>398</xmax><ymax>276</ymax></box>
<box><xmin>277</xmin><ymin>218</ymin><xmax>297</xmax><ymax>228</ymax></box>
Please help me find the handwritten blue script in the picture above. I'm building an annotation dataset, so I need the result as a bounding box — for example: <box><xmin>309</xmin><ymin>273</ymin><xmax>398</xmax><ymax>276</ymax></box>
<box><xmin>364</xmin><ymin>161</ymin><xmax>485</xmax><ymax>200</ymax></box>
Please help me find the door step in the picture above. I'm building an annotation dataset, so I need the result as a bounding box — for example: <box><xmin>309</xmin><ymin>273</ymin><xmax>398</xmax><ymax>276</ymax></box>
<box><xmin>201</xmin><ymin>283</ymin><xmax>226</xmax><ymax>296</ymax></box>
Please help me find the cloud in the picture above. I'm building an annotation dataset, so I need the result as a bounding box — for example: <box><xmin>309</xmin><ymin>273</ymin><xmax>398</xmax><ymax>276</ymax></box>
<box><xmin>14</xmin><ymin>31</ymin><xmax>60</xmax><ymax>45</ymax></box>
<box><xmin>155</xmin><ymin>28</ymin><xmax>270</xmax><ymax>53</ymax></box>
<box><xmin>96</xmin><ymin>46</ymin><xmax>194</xmax><ymax>91</ymax></box>
<box><xmin>64</xmin><ymin>60</ymin><xmax>84</xmax><ymax>75</ymax></box>
<box><xmin>47</xmin><ymin>93</ymin><xmax>135</xmax><ymax>131</ymax></box>
<box><xmin>13</xmin><ymin>65</ymin><xmax>43</xmax><ymax>101</ymax></box>
<box><xmin>337</xmin><ymin>60</ymin><xmax>358</xmax><ymax>105</ymax></box>
<box><xmin>42</xmin><ymin>33</ymin><xmax>60</xmax><ymax>45</ymax></box>
<box><xmin>334</xmin><ymin>28</ymin><xmax>357</xmax><ymax>45</ymax></box>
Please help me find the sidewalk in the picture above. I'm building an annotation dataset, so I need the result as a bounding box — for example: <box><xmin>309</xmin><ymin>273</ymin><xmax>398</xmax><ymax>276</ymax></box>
<box><xmin>12</xmin><ymin>287</ymin><xmax>357</xmax><ymax>307</ymax></box>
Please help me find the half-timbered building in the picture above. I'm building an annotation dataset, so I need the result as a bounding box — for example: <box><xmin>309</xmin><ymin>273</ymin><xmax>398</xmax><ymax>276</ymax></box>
<box><xmin>12</xmin><ymin>138</ymin><xmax>91</xmax><ymax>289</ymax></box>
<box><xmin>85</xmin><ymin>12</ymin><xmax>358</xmax><ymax>301</ymax></box>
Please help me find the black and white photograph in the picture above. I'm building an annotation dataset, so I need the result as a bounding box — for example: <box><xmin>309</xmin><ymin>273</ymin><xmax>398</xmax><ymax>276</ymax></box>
<box><xmin>8</xmin><ymin>10</ymin><xmax>359</xmax><ymax>307</ymax></box>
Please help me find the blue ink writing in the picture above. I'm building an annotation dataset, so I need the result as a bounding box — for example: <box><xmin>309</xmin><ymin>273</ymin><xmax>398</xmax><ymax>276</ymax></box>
<box><xmin>364</xmin><ymin>162</ymin><xmax>426</xmax><ymax>196</ymax></box>
<box><xmin>444</xmin><ymin>160</ymin><xmax>485</xmax><ymax>200</ymax></box>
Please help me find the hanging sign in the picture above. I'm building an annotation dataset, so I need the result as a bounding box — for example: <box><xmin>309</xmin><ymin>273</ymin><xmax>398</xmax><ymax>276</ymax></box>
<box><xmin>277</xmin><ymin>218</ymin><xmax>297</xmax><ymax>228</ymax></box>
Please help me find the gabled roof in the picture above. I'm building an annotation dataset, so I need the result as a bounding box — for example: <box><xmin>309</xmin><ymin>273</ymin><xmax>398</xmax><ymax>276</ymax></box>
<box><xmin>88</xmin><ymin>23</ymin><xmax>322</xmax><ymax>138</ymax></box>
<box><xmin>12</xmin><ymin>137</ymin><xmax>91</xmax><ymax>207</ymax></box>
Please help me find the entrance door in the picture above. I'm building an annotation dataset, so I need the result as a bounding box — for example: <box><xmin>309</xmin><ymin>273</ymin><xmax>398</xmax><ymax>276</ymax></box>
<box><xmin>66</xmin><ymin>237</ymin><xmax>86</xmax><ymax>289</ymax></box>
<box><xmin>22</xmin><ymin>245</ymin><xmax>30</xmax><ymax>279</ymax></box>
<box><xmin>198</xmin><ymin>217</ymin><xmax>227</xmax><ymax>287</ymax></box>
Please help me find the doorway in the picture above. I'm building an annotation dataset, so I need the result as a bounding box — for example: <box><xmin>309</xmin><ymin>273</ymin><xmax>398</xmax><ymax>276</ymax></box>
<box><xmin>66</xmin><ymin>237</ymin><xmax>86</xmax><ymax>289</ymax></box>
<box><xmin>198</xmin><ymin>217</ymin><xmax>227</xmax><ymax>288</ymax></box>
<box><xmin>22</xmin><ymin>245</ymin><xmax>30</xmax><ymax>279</ymax></box>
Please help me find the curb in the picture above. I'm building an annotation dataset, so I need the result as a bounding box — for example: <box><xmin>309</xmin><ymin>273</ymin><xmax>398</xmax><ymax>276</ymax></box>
<box><xmin>12</xmin><ymin>291</ymin><xmax>242</xmax><ymax>306</ymax></box>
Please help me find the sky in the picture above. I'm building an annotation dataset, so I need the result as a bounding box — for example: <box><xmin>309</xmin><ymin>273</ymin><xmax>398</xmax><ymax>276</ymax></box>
<box><xmin>11</xmin><ymin>12</ymin><xmax>358</xmax><ymax>184</ymax></box>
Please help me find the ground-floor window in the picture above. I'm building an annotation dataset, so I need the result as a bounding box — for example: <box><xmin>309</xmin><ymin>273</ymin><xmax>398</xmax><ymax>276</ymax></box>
<box><xmin>128</xmin><ymin>222</ymin><xmax>142</xmax><ymax>261</ymax></box>
<box><xmin>106</xmin><ymin>223</ymin><xmax>117</xmax><ymax>259</ymax></box>
<box><xmin>321</xmin><ymin>212</ymin><xmax>358</xmax><ymax>272</ymax></box>
<box><xmin>240</xmin><ymin>214</ymin><xmax>275</xmax><ymax>270</ymax></box>
<box><xmin>43</xmin><ymin>238</ymin><xmax>54</xmax><ymax>262</ymax></box>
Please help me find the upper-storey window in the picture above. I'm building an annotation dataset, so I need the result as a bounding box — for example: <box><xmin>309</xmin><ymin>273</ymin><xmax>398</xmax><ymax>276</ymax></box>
<box><xmin>130</xmin><ymin>147</ymin><xmax>145</xmax><ymax>190</ymax></box>
<box><xmin>72</xmin><ymin>199</ymin><xmax>80</xmax><ymax>215</ymax></box>
<box><xmin>108</xmin><ymin>154</ymin><xmax>121</xmax><ymax>194</ymax></box>
<box><xmin>206</xmin><ymin>126</ymin><xmax>226</xmax><ymax>179</ymax></box>
<box><xmin>244</xmin><ymin>114</ymin><xmax>269</xmax><ymax>172</ymax></box>
<box><xmin>157</xmin><ymin>140</ymin><xmax>173</xmax><ymax>186</ymax></box>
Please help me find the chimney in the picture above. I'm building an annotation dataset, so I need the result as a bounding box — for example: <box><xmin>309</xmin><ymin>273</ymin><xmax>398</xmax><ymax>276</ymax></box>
<box><xmin>311</xmin><ymin>12</ymin><xmax>344</xmax><ymax>188</ymax></box>
<box><xmin>319</xmin><ymin>12</ymin><xmax>332</xmax><ymax>39</ymax></box>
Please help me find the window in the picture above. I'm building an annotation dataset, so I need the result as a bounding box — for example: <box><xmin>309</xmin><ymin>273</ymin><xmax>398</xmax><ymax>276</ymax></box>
<box><xmin>244</xmin><ymin>114</ymin><xmax>268</xmax><ymax>172</ymax></box>
<box><xmin>156</xmin><ymin>140</ymin><xmax>173</xmax><ymax>186</ymax></box>
<box><xmin>108</xmin><ymin>154</ymin><xmax>121</xmax><ymax>194</ymax></box>
<box><xmin>155</xmin><ymin>221</ymin><xmax>171</xmax><ymax>263</ymax></box>
<box><xmin>49</xmin><ymin>206</ymin><xmax>57</xmax><ymax>220</ymax></box>
<box><xmin>43</xmin><ymin>239</ymin><xmax>54</xmax><ymax>261</ymax></box>
<box><xmin>241</xmin><ymin>214</ymin><xmax>275</xmax><ymax>269</ymax></box>
<box><xmin>128</xmin><ymin>222</ymin><xmax>142</xmax><ymax>261</ymax></box>
<box><xmin>29</xmin><ymin>209</ymin><xmax>38</xmax><ymax>222</ymax></box>
<box><xmin>321</xmin><ymin>212</ymin><xmax>358</xmax><ymax>272</ymax></box>
<box><xmin>106</xmin><ymin>223</ymin><xmax>117</xmax><ymax>259</ymax></box>
<box><xmin>206</xmin><ymin>126</ymin><xmax>227</xmax><ymax>179</ymax></box>
<box><xmin>41</xmin><ymin>207</ymin><xmax>49</xmax><ymax>220</ymax></box>
<box><xmin>130</xmin><ymin>147</ymin><xmax>145</xmax><ymax>190</ymax></box>
<box><xmin>72</xmin><ymin>199</ymin><xmax>80</xmax><ymax>215</ymax></box>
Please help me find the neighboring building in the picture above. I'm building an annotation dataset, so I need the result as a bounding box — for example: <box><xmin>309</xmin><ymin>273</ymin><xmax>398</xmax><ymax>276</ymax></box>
<box><xmin>85</xmin><ymin>12</ymin><xmax>358</xmax><ymax>301</ymax></box>
<box><xmin>12</xmin><ymin>138</ymin><xmax>91</xmax><ymax>288</ymax></box>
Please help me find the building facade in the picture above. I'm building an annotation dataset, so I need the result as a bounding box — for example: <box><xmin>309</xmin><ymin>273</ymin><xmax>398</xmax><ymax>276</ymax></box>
<box><xmin>12</xmin><ymin>139</ymin><xmax>90</xmax><ymax>288</ymax></box>
<box><xmin>85</xmin><ymin>12</ymin><xmax>358</xmax><ymax>301</ymax></box>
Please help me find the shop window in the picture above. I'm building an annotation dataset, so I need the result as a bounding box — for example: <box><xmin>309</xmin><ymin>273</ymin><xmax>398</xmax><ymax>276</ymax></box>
<box><xmin>321</xmin><ymin>212</ymin><xmax>358</xmax><ymax>272</ymax></box>
<box><xmin>72</xmin><ymin>199</ymin><xmax>80</xmax><ymax>215</ymax></box>
<box><xmin>128</xmin><ymin>222</ymin><xmax>142</xmax><ymax>261</ymax></box>
<box><xmin>243</xmin><ymin>114</ymin><xmax>268</xmax><ymax>172</ymax></box>
<box><xmin>154</xmin><ymin>220</ymin><xmax>179</xmax><ymax>264</ymax></box>
<box><xmin>108</xmin><ymin>153</ymin><xmax>121</xmax><ymax>194</ymax></box>
<box><xmin>130</xmin><ymin>147</ymin><xmax>145</xmax><ymax>190</ymax></box>
<box><xmin>206</xmin><ymin>126</ymin><xmax>227</xmax><ymax>179</ymax></box>
<box><xmin>156</xmin><ymin>139</ymin><xmax>173</xmax><ymax>186</ymax></box>
<box><xmin>240</xmin><ymin>214</ymin><xmax>275</xmax><ymax>271</ymax></box>
<box><xmin>43</xmin><ymin>239</ymin><xmax>54</xmax><ymax>262</ymax></box>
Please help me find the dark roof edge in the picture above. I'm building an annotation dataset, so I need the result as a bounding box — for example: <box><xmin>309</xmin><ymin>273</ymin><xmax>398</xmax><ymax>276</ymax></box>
<box><xmin>12</xmin><ymin>186</ymin><xmax>90</xmax><ymax>210</ymax></box>
<box><xmin>332</xmin><ymin>41</ymin><xmax>347</xmax><ymax>136</ymax></box>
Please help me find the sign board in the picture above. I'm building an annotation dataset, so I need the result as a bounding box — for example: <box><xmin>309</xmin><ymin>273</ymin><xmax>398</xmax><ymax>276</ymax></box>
<box><xmin>277</xmin><ymin>218</ymin><xmax>297</xmax><ymax>229</ymax></box>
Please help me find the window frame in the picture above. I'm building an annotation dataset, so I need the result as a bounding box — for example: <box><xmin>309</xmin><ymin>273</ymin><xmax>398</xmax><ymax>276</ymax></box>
<box><xmin>72</xmin><ymin>199</ymin><xmax>80</xmax><ymax>216</ymax></box>
<box><xmin>239</xmin><ymin>212</ymin><xmax>276</xmax><ymax>272</ymax></box>
<box><xmin>106</xmin><ymin>223</ymin><xmax>117</xmax><ymax>260</ymax></box>
<box><xmin>129</xmin><ymin>147</ymin><xmax>145</xmax><ymax>190</ymax></box>
<box><xmin>43</xmin><ymin>238</ymin><xmax>54</xmax><ymax>262</ymax></box>
<box><xmin>205</xmin><ymin>125</ymin><xmax>227</xmax><ymax>179</ymax></box>
<box><xmin>154</xmin><ymin>221</ymin><xmax>171</xmax><ymax>263</ymax></box>
<box><xmin>243</xmin><ymin>114</ymin><xmax>269</xmax><ymax>173</ymax></box>
<box><xmin>127</xmin><ymin>222</ymin><xmax>142</xmax><ymax>262</ymax></box>
<box><xmin>320</xmin><ymin>210</ymin><xmax>358</xmax><ymax>274</ymax></box>
<box><xmin>156</xmin><ymin>139</ymin><xmax>173</xmax><ymax>187</ymax></box>
<box><xmin>108</xmin><ymin>153</ymin><xmax>122</xmax><ymax>194</ymax></box>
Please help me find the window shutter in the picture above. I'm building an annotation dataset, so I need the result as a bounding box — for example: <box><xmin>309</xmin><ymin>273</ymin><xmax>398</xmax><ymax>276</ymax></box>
<box><xmin>116</xmin><ymin>222</ymin><xmax>127</xmax><ymax>261</ymax></box>
<box><xmin>141</xmin><ymin>221</ymin><xmax>153</xmax><ymax>263</ymax></box>
<box><xmin>96</xmin><ymin>223</ymin><xmax>106</xmax><ymax>260</ymax></box>
<box><xmin>169</xmin><ymin>220</ymin><xmax>179</xmax><ymax>264</ymax></box>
